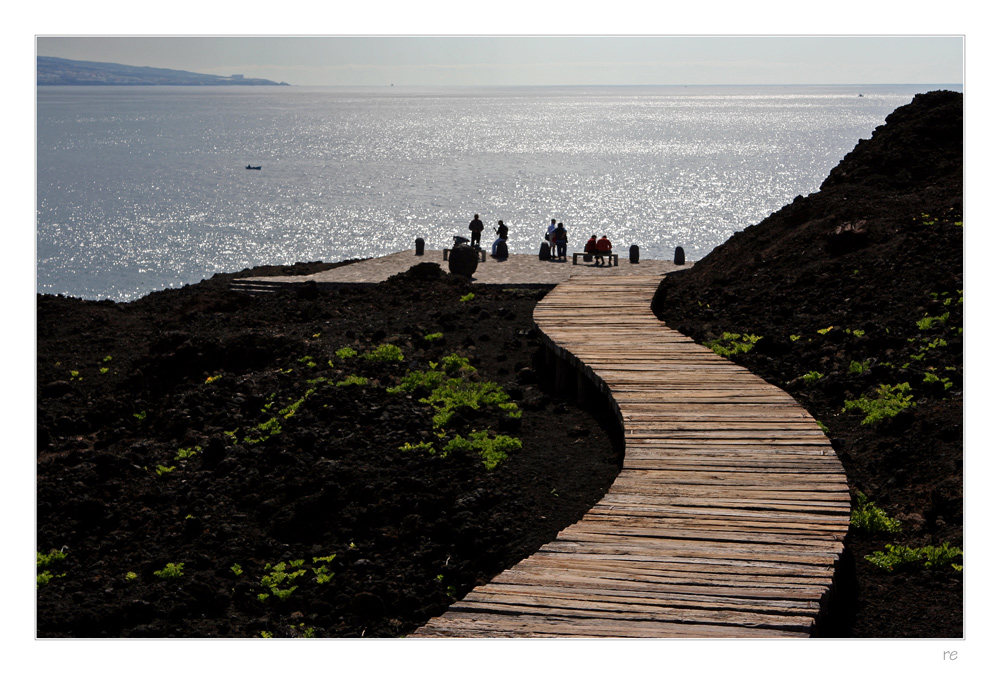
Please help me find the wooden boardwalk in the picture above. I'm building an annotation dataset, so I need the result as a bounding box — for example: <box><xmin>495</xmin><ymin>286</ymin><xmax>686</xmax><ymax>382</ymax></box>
<box><xmin>410</xmin><ymin>275</ymin><xmax>849</xmax><ymax>638</ymax></box>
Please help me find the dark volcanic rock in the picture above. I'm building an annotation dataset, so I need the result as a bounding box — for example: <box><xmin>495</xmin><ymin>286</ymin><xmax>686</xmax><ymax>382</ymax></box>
<box><xmin>36</xmin><ymin>263</ymin><xmax>623</xmax><ymax>638</ymax></box>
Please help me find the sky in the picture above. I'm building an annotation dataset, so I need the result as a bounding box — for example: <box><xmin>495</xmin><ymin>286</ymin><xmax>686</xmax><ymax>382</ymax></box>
<box><xmin>35</xmin><ymin>35</ymin><xmax>964</xmax><ymax>87</ymax></box>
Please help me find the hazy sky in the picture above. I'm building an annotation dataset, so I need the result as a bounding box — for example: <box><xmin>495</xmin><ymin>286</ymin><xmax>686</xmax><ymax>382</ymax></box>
<box><xmin>36</xmin><ymin>35</ymin><xmax>964</xmax><ymax>87</ymax></box>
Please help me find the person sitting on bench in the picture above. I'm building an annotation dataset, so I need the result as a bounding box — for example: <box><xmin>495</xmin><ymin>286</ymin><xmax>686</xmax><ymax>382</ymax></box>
<box><xmin>595</xmin><ymin>235</ymin><xmax>613</xmax><ymax>265</ymax></box>
<box><xmin>491</xmin><ymin>220</ymin><xmax>509</xmax><ymax>257</ymax></box>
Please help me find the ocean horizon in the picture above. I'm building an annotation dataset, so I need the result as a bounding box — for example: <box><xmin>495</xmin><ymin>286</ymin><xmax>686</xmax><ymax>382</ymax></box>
<box><xmin>36</xmin><ymin>83</ymin><xmax>961</xmax><ymax>302</ymax></box>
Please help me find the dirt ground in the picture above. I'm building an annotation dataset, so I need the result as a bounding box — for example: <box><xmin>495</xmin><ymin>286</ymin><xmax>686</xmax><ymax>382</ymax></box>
<box><xmin>36</xmin><ymin>262</ymin><xmax>623</xmax><ymax>638</ymax></box>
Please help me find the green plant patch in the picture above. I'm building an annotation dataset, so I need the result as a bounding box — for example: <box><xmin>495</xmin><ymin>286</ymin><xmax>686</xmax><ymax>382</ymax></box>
<box><xmin>421</xmin><ymin>379</ymin><xmax>520</xmax><ymax>428</ymax></box>
<box><xmin>257</xmin><ymin>556</ymin><xmax>337</xmax><ymax>602</ymax></box>
<box><xmin>850</xmin><ymin>491</ymin><xmax>902</xmax><ymax>534</ymax></box>
<box><xmin>843</xmin><ymin>383</ymin><xmax>915</xmax><ymax>425</ymax></box>
<box><xmin>364</xmin><ymin>344</ymin><xmax>405</xmax><ymax>363</ymax></box>
<box><xmin>864</xmin><ymin>542</ymin><xmax>963</xmax><ymax>573</ymax></box>
<box><xmin>802</xmin><ymin>371</ymin><xmax>824</xmax><ymax>384</ymax></box>
<box><xmin>336</xmin><ymin>374</ymin><xmax>368</xmax><ymax>387</ymax></box>
<box><xmin>399</xmin><ymin>440</ymin><xmax>436</xmax><ymax>454</ymax></box>
<box><xmin>175</xmin><ymin>446</ymin><xmax>202</xmax><ymax>461</ymax></box>
<box><xmin>424</xmin><ymin>332</ymin><xmax>444</xmax><ymax>342</ymax></box>
<box><xmin>244</xmin><ymin>417</ymin><xmax>283</xmax><ymax>444</ymax></box>
<box><xmin>153</xmin><ymin>562</ymin><xmax>185</xmax><ymax>579</ymax></box>
<box><xmin>459</xmin><ymin>293</ymin><xmax>475</xmax><ymax>302</ymax></box>
<box><xmin>37</xmin><ymin>549</ymin><xmax>68</xmax><ymax>588</ymax></box>
<box><xmin>923</xmin><ymin>370</ymin><xmax>954</xmax><ymax>391</ymax></box>
<box><xmin>916</xmin><ymin>312</ymin><xmax>949</xmax><ymax>331</ymax></box>
<box><xmin>335</xmin><ymin>346</ymin><xmax>358</xmax><ymax>359</ymax></box>
<box><xmin>704</xmin><ymin>332</ymin><xmax>762</xmax><ymax>358</ymax></box>
<box><xmin>443</xmin><ymin>430</ymin><xmax>521</xmax><ymax>470</ymax></box>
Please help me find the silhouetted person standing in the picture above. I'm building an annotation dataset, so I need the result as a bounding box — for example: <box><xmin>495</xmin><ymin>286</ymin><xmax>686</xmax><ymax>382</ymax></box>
<box><xmin>469</xmin><ymin>214</ymin><xmax>485</xmax><ymax>248</ymax></box>
<box><xmin>551</xmin><ymin>222</ymin><xmax>568</xmax><ymax>260</ymax></box>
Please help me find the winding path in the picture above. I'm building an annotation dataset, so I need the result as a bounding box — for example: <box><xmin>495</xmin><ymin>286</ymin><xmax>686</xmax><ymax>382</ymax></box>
<box><xmin>411</xmin><ymin>275</ymin><xmax>849</xmax><ymax>638</ymax></box>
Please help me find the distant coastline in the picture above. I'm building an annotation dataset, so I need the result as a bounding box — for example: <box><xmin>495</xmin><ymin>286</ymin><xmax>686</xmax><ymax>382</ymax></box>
<box><xmin>37</xmin><ymin>56</ymin><xmax>289</xmax><ymax>86</ymax></box>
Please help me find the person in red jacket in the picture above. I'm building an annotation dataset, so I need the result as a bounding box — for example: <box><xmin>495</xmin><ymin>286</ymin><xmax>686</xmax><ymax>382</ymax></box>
<box><xmin>584</xmin><ymin>235</ymin><xmax>598</xmax><ymax>261</ymax></box>
<box><xmin>595</xmin><ymin>235</ymin><xmax>612</xmax><ymax>265</ymax></box>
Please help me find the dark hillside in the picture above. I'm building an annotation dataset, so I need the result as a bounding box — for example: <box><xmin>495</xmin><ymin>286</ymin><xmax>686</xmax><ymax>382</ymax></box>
<box><xmin>652</xmin><ymin>90</ymin><xmax>963</xmax><ymax>637</ymax></box>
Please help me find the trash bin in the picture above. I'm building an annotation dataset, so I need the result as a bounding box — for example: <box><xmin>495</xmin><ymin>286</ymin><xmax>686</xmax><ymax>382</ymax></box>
<box><xmin>448</xmin><ymin>244</ymin><xmax>479</xmax><ymax>277</ymax></box>
<box><xmin>415</xmin><ymin>237</ymin><xmax>425</xmax><ymax>255</ymax></box>
<box><xmin>674</xmin><ymin>246</ymin><xmax>685</xmax><ymax>265</ymax></box>
<box><xmin>629</xmin><ymin>244</ymin><xmax>640</xmax><ymax>264</ymax></box>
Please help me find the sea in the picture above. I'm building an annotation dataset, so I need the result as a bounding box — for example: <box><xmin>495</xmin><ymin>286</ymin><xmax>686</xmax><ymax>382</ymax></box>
<box><xmin>36</xmin><ymin>83</ymin><xmax>960</xmax><ymax>302</ymax></box>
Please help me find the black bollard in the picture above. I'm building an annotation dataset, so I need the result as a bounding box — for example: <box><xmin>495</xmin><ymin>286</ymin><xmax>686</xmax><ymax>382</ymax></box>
<box><xmin>415</xmin><ymin>237</ymin><xmax>425</xmax><ymax>255</ymax></box>
<box><xmin>495</xmin><ymin>240</ymin><xmax>508</xmax><ymax>260</ymax></box>
<box><xmin>629</xmin><ymin>244</ymin><xmax>640</xmax><ymax>264</ymax></box>
<box><xmin>538</xmin><ymin>242</ymin><xmax>551</xmax><ymax>261</ymax></box>
<box><xmin>674</xmin><ymin>246</ymin><xmax>685</xmax><ymax>265</ymax></box>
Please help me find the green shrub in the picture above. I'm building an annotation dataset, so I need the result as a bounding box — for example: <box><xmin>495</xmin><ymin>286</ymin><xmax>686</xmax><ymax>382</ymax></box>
<box><xmin>440</xmin><ymin>353</ymin><xmax>475</xmax><ymax>375</ymax></box>
<box><xmin>387</xmin><ymin>369</ymin><xmax>446</xmax><ymax>394</ymax></box>
<box><xmin>335</xmin><ymin>346</ymin><xmax>358</xmax><ymax>359</ymax></box>
<box><xmin>923</xmin><ymin>370</ymin><xmax>954</xmax><ymax>391</ymax></box>
<box><xmin>421</xmin><ymin>379</ymin><xmax>519</xmax><ymax>427</ymax></box>
<box><xmin>848</xmin><ymin>360</ymin><xmax>871</xmax><ymax>376</ymax></box>
<box><xmin>850</xmin><ymin>491</ymin><xmax>902</xmax><ymax>534</ymax></box>
<box><xmin>865</xmin><ymin>543</ymin><xmax>963</xmax><ymax>573</ymax></box>
<box><xmin>459</xmin><ymin>293</ymin><xmax>475</xmax><ymax>302</ymax></box>
<box><xmin>802</xmin><ymin>371</ymin><xmax>824</xmax><ymax>384</ymax></box>
<box><xmin>153</xmin><ymin>562</ymin><xmax>185</xmax><ymax>579</ymax></box>
<box><xmin>443</xmin><ymin>431</ymin><xmax>521</xmax><ymax>470</ymax></box>
<box><xmin>843</xmin><ymin>383</ymin><xmax>915</xmax><ymax>425</ymax></box>
<box><xmin>175</xmin><ymin>446</ymin><xmax>202</xmax><ymax>461</ymax></box>
<box><xmin>336</xmin><ymin>374</ymin><xmax>369</xmax><ymax>387</ymax></box>
<box><xmin>37</xmin><ymin>549</ymin><xmax>68</xmax><ymax>588</ymax></box>
<box><xmin>364</xmin><ymin>344</ymin><xmax>405</xmax><ymax>363</ymax></box>
<box><xmin>400</xmin><ymin>441</ymin><xmax>436</xmax><ymax>454</ymax></box>
<box><xmin>424</xmin><ymin>332</ymin><xmax>444</xmax><ymax>342</ymax></box>
<box><xmin>704</xmin><ymin>332</ymin><xmax>762</xmax><ymax>358</ymax></box>
<box><xmin>916</xmin><ymin>312</ymin><xmax>949</xmax><ymax>331</ymax></box>
<box><xmin>257</xmin><ymin>556</ymin><xmax>336</xmax><ymax>601</ymax></box>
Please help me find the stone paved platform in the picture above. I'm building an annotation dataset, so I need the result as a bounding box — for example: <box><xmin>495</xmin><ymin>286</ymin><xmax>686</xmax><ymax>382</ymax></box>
<box><xmin>238</xmin><ymin>249</ymin><xmax>691</xmax><ymax>289</ymax></box>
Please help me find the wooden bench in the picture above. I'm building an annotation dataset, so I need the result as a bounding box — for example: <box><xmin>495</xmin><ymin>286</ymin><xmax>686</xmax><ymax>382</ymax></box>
<box><xmin>443</xmin><ymin>247</ymin><xmax>487</xmax><ymax>262</ymax></box>
<box><xmin>572</xmin><ymin>252</ymin><xmax>618</xmax><ymax>266</ymax></box>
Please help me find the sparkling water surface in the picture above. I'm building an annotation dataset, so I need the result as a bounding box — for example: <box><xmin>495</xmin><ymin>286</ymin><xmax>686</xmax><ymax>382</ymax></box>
<box><xmin>36</xmin><ymin>84</ymin><xmax>955</xmax><ymax>301</ymax></box>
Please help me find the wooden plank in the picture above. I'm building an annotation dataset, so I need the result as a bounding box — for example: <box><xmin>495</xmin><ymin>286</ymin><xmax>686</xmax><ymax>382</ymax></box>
<box><xmin>443</xmin><ymin>598</ymin><xmax>816</xmax><ymax>632</ymax></box>
<box><xmin>411</xmin><ymin>274</ymin><xmax>848</xmax><ymax>638</ymax></box>
<box><xmin>412</xmin><ymin>614</ymin><xmax>808</xmax><ymax>638</ymax></box>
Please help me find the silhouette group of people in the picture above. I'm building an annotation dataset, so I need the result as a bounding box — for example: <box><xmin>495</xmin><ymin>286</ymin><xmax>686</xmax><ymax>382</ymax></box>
<box><xmin>544</xmin><ymin>218</ymin><xmax>612</xmax><ymax>264</ymax></box>
<box><xmin>467</xmin><ymin>213</ymin><xmax>613</xmax><ymax>264</ymax></box>
<box><xmin>584</xmin><ymin>233</ymin><xmax>614</xmax><ymax>265</ymax></box>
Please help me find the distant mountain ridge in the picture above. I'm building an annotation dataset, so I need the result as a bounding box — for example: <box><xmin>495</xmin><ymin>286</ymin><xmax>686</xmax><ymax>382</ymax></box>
<box><xmin>37</xmin><ymin>56</ymin><xmax>289</xmax><ymax>86</ymax></box>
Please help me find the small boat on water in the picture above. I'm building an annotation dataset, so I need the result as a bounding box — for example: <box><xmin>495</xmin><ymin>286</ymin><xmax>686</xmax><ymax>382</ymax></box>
<box><xmin>246</xmin><ymin>165</ymin><xmax>261</xmax><ymax>170</ymax></box>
